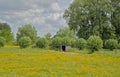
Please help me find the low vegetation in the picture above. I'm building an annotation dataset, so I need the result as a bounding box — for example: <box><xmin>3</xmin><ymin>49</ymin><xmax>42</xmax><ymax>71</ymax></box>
<box><xmin>0</xmin><ymin>37</ymin><xmax>6</xmax><ymax>47</ymax></box>
<box><xmin>18</xmin><ymin>37</ymin><xmax>31</xmax><ymax>48</ymax></box>
<box><xmin>105</xmin><ymin>39</ymin><xmax>119</xmax><ymax>50</ymax></box>
<box><xmin>87</xmin><ymin>36</ymin><xmax>103</xmax><ymax>53</ymax></box>
<box><xmin>36</xmin><ymin>38</ymin><xmax>48</xmax><ymax>48</ymax></box>
<box><xmin>0</xmin><ymin>47</ymin><xmax>120</xmax><ymax>77</ymax></box>
<box><xmin>75</xmin><ymin>38</ymin><xmax>87</xmax><ymax>50</ymax></box>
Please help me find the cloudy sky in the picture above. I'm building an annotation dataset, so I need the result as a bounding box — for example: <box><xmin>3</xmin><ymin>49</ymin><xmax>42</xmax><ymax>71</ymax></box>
<box><xmin>0</xmin><ymin>0</ymin><xmax>72</xmax><ymax>37</ymax></box>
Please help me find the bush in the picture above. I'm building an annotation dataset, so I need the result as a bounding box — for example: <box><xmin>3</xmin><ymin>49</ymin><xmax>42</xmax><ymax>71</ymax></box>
<box><xmin>87</xmin><ymin>35</ymin><xmax>103</xmax><ymax>52</ymax></box>
<box><xmin>70</xmin><ymin>38</ymin><xmax>76</xmax><ymax>47</ymax></box>
<box><xmin>17</xmin><ymin>25</ymin><xmax>37</xmax><ymax>44</ymax></box>
<box><xmin>118</xmin><ymin>44</ymin><xmax>120</xmax><ymax>49</ymax></box>
<box><xmin>51</xmin><ymin>37</ymin><xmax>62</xmax><ymax>48</ymax></box>
<box><xmin>105</xmin><ymin>39</ymin><xmax>118</xmax><ymax>50</ymax></box>
<box><xmin>61</xmin><ymin>37</ymin><xmax>72</xmax><ymax>46</ymax></box>
<box><xmin>18</xmin><ymin>37</ymin><xmax>31</xmax><ymax>48</ymax></box>
<box><xmin>0</xmin><ymin>37</ymin><xmax>6</xmax><ymax>47</ymax></box>
<box><xmin>36</xmin><ymin>38</ymin><xmax>48</xmax><ymax>48</ymax></box>
<box><xmin>75</xmin><ymin>38</ymin><xmax>87</xmax><ymax>50</ymax></box>
<box><xmin>51</xmin><ymin>37</ymin><xmax>75</xmax><ymax>50</ymax></box>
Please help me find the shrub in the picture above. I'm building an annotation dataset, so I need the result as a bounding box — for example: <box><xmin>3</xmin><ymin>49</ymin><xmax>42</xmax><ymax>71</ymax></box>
<box><xmin>51</xmin><ymin>37</ymin><xmax>75</xmax><ymax>50</ymax></box>
<box><xmin>51</xmin><ymin>37</ymin><xmax>62</xmax><ymax>49</ymax></box>
<box><xmin>118</xmin><ymin>44</ymin><xmax>120</xmax><ymax>49</ymax></box>
<box><xmin>75</xmin><ymin>38</ymin><xmax>87</xmax><ymax>50</ymax></box>
<box><xmin>17</xmin><ymin>25</ymin><xmax>37</xmax><ymax>44</ymax></box>
<box><xmin>87</xmin><ymin>35</ymin><xmax>103</xmax><ymax>52</ymax></box>
<box><xmin>105</xmin><ymin>39</ymin><xmax>118</xmax><ymax>50</ymax></box>
<box><xmin>18</xmin><ymin>37</ymin><xmax>31</xmax><ymax>48</ymax></box>
<box><xmin>70</xmin><ymin>38</ymin><xmax>76</xmax><ymax>47</ymax></box>
<box><xmin>36</xmin><ymin>38</ymin><xmax>48</xmax><ymax>48</ymax></box>
<box><xmin>61</xmin><ymin>37</ymin><xmax>71</xmax><ymax>46</ymax></box>
<box><xmin>0</xmin><ymin>37</ymin><xmax>6</xmax><ymax>47</ymax></box>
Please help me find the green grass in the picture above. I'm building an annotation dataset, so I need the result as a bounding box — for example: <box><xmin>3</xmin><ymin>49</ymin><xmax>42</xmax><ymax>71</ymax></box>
<box><xmin>0</xmin><ymin>47</ymin><xmax>120</xmax><ymax>77</ymax></box>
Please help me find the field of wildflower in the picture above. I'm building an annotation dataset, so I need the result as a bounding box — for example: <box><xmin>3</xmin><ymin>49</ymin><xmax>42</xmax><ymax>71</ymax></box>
<box><xmin>0</xmin><ymin>47</ymin><xmax>120</xmax><ymax>77</ymax></box>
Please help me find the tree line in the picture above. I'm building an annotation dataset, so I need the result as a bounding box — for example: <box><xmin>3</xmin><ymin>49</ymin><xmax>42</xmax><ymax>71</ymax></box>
<box><xmin>0</xmin><ymin>23</ymin><xmax>119</xmax><ymax>53</ymax></box>
<box><xmin>0</xmin><ymin>0</ymin><xmax>119</xmax><ymax>53</ymax></box>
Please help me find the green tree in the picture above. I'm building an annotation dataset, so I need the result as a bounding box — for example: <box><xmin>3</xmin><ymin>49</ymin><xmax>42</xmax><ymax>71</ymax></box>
<box><xmin>0</xmin><ymin>23</ymin><xmax>11</xmax><ymax>31</ymax></box>
<box><xmin>44</xmin><ymin>33</ymin><xmax>52</xmax><ymax>48</ymax></box>
<box><xmin>54</xmin><ymin>27</ymin><xmax>75</xmax><ymax>38</ymax></box>
<box><xmin>105</xmin><ymin>39</ymin><xmax>118</xmax><ymax>50</ymax></box>
<box><xmin>45</xmin><ymin>33</ymin><xmax>52</xmax><ymax>40</ymax></box>
<box><xmin>87</xmin><ymin>35</ymin><xmax>103</xmax><ymax>53</ymax></box>
<box><xmin>51</xmin><ymin>37</ymin><xmax>62</xmax><ymax>48</ymax></box>
<box><xmin>36</xmin><ymin>38</ymin><xmax>48</xmax><ymax>48</ymax></box>
<box><xmin>17</xmin><ymin>24</ymin><xmax>37</xmax><ymax>44</ymax></box>
<box><xmin>0</xmin><ymin>37</ymin><xmax>6</xmax><ymax>47</ymax></box>
<box><xmin>61</xmin><ymin>37</ymin><xmax>72</xmax><ymax>46</ymax></box>
<box><xmin>111</xmin><ymin>0</ymin><xmax>120</xmax><ymax>42</ymax></box>
<box><xmin>99</xmin><ymin>22</ymin><xmax>115</xmax><ymax>41</ymax></box>
<box><xmin>75</xmin><ymin>38</ymin><xmax>87</xmax><ymax>50</ymax></box>
<box><xmin>18</xmin><ymin>36</ymin><xmax>31</xmax><ymax>48</ymax></box>
<box><xmin>0</xmin><ymin>23</ymin><xmax>14</xmax><ymax>44</ymax></box>
<box><xmin>0</xmin><ymin>30</ymin><xmax>14</xmax><ymax>43</ymax></box>
<box><xmin>64</xmin><ymin>0</ymin><xmax>115</xmax><ymax>40</ymax></box>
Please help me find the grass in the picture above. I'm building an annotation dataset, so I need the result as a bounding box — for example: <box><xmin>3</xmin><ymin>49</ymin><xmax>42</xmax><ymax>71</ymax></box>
<box><xmin>0</xmin><ymin>47</ymin><xmax>120</xmax><ymax>77</ymax></box>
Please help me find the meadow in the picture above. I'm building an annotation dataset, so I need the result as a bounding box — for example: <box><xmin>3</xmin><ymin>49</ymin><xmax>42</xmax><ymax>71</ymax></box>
<box><xmin>0</xmin><ymin>47</ymin><xmax>120</xmax><ymax>77</ymax></box>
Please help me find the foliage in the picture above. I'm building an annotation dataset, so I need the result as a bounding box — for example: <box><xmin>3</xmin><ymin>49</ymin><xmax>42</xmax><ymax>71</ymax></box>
<box><xmin>87</xmin><ymin>35</ymin><xmax>103</xmax><ymax>52</ymax></box>
<box><xmin>70</xmin><ymin>38</ymin><xmax>76</xmax><ymax>47</ymax></box>
<box><xmin>44</xmin><ymin>33</ymin><xmax>52</xmax><ymax>47</ymax></box>
<box><xmin>75</xmin><ymin>38</ymin><xmax>87</xmax><ymax>50</ymax></box>
<box><xmin>0</xmin><ymin>30</ymin><xmax>14</xmax><ymax>43</ymax></box>
<box><xmin>17</xmin><ymin>24</ymin><xmax>37</xmax><ymax>44</ymax></box>
<box><xmin>36</xmin><ymin>38</ymin><xmax>48</xmax><ymax>48</ymax></box>
<box><xmin>61</xmin><ymin>37</ymin><xmax>72</xmax><ymax>46</ymax></box>
<box><xmin>105</xmin><ymin>39</ymin><xmax>118</xmax><ymax>50</ymax></box>
<box><xmin>51</xmin><ymin>37</ymin><xmax>62</xmax><ymax>48</ymax></box>
<box><xmin>64</xmin><ymin>0</ymin><xmax>116</xmax><ymax>40</ymax></box>
<box><xmin>99</xmin><ymin>22</ymin><xmax>115</xmax><ymax>41</ymax></box>
<box><xmin>0</xmin><ymin>37</ymin><xmax>6</xmax><ymax>47</ymax></box>
<box><xmin>0</xmin><ymin>23</ymin><xmax>14</xmax><ymax>44</ymax></box>
<box><xmin>45</xmin><ymin>33</ymin><xmax>52</xmax><ymax>40</ymax></box>
<box><xmin>18</xmin><ymin>37</ymin><xmax>31</xmax><ymax>48</ymax></box>
<box><xmin>111</xmin><ymin>0</ymin><xmax>120</xmax><ymax>42</ymax></box>
<box><xmin>0</xmin><ymin>23</ymin><xmax>11</xmax><ymax>31</ymax></box>
<box><xmin>52</xmin><ymin>36</ymin><xmax>74</xmax><ymax>49</ymax></box>
<box><xmin>54</xmin><ymin>27</ymin><xmax>75</xmax><ymax>38</ymax></box>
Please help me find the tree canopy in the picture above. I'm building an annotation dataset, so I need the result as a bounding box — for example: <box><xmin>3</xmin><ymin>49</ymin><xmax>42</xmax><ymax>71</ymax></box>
<box><xmin>54</xmin><ymin>27</ymin><xmax>75</xmax><ymax>38</ymax></box>
<box><xmin>17</xmin><ymin>24</ymin><xmax>37</xmax><ymax>44</ymax></box>
<box><xmin>64</xmin><ymin>0</ymin><xmax>120</xmax><ymax>40</ymax></box>
<box><xmin>0</xmin><ymin>23</ymin><xmax>11</xmax><ymax>31</ymax></box>
<box><xmin>0</xmin><ymin>22</ymin><xmax>14</xmax><ymax>43</ymax></box>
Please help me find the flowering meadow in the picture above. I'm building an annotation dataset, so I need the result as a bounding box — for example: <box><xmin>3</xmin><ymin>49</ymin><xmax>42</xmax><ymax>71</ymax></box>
<box><xmin>0</xmin><ymin>48</ymin><xmax>120</xmax><ymax>77</ymax></box>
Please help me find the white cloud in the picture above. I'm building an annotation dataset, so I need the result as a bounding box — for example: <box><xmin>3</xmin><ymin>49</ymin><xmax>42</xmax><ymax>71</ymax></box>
<box><xmin>0</xmin><ymin>0</ymin><xmax>72</xmax><ymax>37</ymax></box>
<box><xmin>51</xmin><ymin>2</ymin><xmax>61</xmax><ymax>11</ymax></box>
<box><xmin>47</xmin><ymin>13</ymin><xmax>62</xmax><ymax>21</ymax></box>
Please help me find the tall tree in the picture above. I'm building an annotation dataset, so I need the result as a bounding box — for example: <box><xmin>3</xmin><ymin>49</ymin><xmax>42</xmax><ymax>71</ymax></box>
<box><xmin>111</xmin><ymin>0</ymin><xmax>120</xmax><ymax>42</ymax></box>
<box><xmin>17</xmin><ymin>24</ymin><xmax>37</xmax><ymax>44</ymax></box>
<box><xmin>64</xmin><ymin>0</ymin><xmax>115</xmax><ymax>40</ymax></box>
